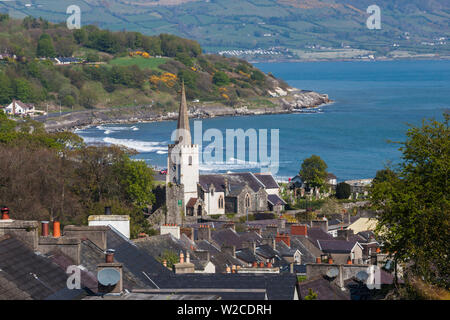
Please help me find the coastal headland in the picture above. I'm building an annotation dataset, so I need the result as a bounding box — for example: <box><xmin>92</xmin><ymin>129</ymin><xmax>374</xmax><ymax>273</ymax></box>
<box><xmin>42</xmin><ymin>89</ymin><xmax>331</xmax><ymax>132</ymax></box>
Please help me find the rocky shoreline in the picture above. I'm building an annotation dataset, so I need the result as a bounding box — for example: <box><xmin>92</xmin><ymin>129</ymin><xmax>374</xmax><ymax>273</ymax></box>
<box><xmin>42</xmin><ymin>89</ymin><xmax>331</xmax><ymax>132</ymax></box>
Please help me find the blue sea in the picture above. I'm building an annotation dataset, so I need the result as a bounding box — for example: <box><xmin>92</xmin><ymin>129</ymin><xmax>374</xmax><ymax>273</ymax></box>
<box><xmin>76</xmin><ymin>60</ymin><xmax>449</xmax><ymax>181</ymax></box>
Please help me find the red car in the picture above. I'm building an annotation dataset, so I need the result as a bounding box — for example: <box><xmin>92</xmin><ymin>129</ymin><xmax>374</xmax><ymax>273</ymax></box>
<box><xmin>159</xmin><ymin>169</ymin><xmax>167</xmax><ymax>175</ymax></box>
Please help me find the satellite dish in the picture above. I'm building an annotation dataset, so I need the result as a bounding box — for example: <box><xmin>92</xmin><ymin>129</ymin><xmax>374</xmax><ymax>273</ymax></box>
<box><xmin>356</xmin><ymin>270</ymin><xmax>369</xmax><ymax>282</ymax></box>
<box><xmin>326</xmin><ymin>267</ymin><xmax>339</xmax><ymax>278</ymax></box>
<box><xmin>98</xmin><ymin>268</ymin><xmax>120</xmax><ymax>286</ymax></box>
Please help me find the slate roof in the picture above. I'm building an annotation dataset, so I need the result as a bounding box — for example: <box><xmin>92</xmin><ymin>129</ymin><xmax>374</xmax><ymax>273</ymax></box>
<box><xmin>318</xmin><ymin>240</ymin><xmax>361</xmax><ymax>254</ymax></box>
<box><xmin>254</xmin><ymin>173</ymin><xmax>279</xmax><ymax>189</ymax></box>
<box><xmin>267</xmin><ymin>194</ymin><xmax>287</xmax><ymax>206</ymax></box>
<box><xmin>135</xmin><ymin>234</ymin><xmax>209</xmax><ymax>272</ymax></box>
<box><xmin>78</xmin><ymin>239</ymin><xmax>147</xmax><ymax>290</ymax></box>
<box><xmin>256</xmin><ymin>244</ymin><xmax>279</xmax><ymax>259</ymax></box>
<box><xmin>298</xmin><ymin>277</ymin><xmax>350</xmax><ymax>300</ymax></box>
<box><xmin>0</xmin><ymin>235</ymin><xmax>70</xmax><ymax>300</ymax></box>
<box><xmin>235</xmin><ymin>248</ymin><xmax>264</xmax><ymax>264</ymax></box>
<box><xmin>199</xmin><ymin>174</ymin><xmax>226</xmax><ymax>192</ymax></box>
<box><xmin>306</xmin><ymin>227</ymin><xmax>334</xmax><ymax>249</ymax></box>
<box><xmin>196</xmin><ymin>240</ymin><xmax>245</xmax><ymax>273</ymax></box>
<box><xmin>227</xmin><ymin>172</ymin><xmax>265</xmax><ymax>192</ymax></box>
<box><xmin>0</xmin><ymin>274</ymin><xmax>32</xmax><ymax>300</ymax></box>
<box><xmin>154</xmin><ymin>273</ymin><xmax>298</xmax><ymax>300</ymax></box>
<box><xmin>276</xmin><ymin>240</ymin><xmax>298</xmax><ymax>257</ymax></box>
<box><xmin>105</xmin><ymin>228</ymin><xmax>172</xmax><ymax>285</ymax></box>
<box><xmin>237</xmin><ymin>230</ymin><xmax>263</xmax><ymax>244</ymax></box>
<box><xmin>289</xmin><ymin>236</ymin><xmax>320</xmax><ymax>264</ymax></box>
<box><xmin>211</xmin><ymin>228</ymin><xmax>243</xmax><ymax>248</ymax></box>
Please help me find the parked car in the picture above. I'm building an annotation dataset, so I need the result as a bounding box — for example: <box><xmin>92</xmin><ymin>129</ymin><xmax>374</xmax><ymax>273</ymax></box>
<box><xmin>160</xmin><ymin>169</ymin><xmax>167</xmax><ymax>175</ymax></box>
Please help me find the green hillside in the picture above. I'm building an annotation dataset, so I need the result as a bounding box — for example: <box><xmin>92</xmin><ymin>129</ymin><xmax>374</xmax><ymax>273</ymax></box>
<box><xmin>0</xmin><ymin>0</ymin><xmax>448</xmax><ymax>59</ymax></box>
<box><xmin>0</xmin><ymin>15</ymin><xmax>289</xmax><ymax>113</ymax></box>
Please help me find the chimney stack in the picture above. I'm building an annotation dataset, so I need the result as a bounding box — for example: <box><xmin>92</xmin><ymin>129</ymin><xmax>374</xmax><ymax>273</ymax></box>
<box><xmin>53</xmin><ymin>221</ymin><xmax>61</xmax><ymax>238</ymax></box>
<box><xmin>291</xmin><ymin>224</ymin><xmax>307</xmax><ymax>236</ymax></box>
<box><xmin>105</xmin><ymin>249</ymin><xmax>115</xmax><ymax>263</ymax></box>
<box><xmin>1</xmin><ymin>206</ymin><xmax>10</xmax><ymax>220</ymax></box>
<box><xmin>197</xmin><ymin>224</ymin><xmax>211</xmax><ymax>241</ymax></box>
<box><xmin>41</xmin><ymin>221</ymin><xmax>49</xmax><ymax>237</ymax></box>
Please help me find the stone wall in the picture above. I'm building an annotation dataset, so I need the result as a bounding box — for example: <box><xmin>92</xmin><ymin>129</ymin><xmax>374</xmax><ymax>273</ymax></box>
<box><xmin>165</xmin><ymin>183</ymin><xmax>184</xmax><ymax>225</ymax></box>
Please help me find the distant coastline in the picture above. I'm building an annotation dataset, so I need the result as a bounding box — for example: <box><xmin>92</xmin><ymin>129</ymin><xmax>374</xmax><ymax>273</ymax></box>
<box><xmin>42</xmin><ymin>89</ymin><xmax>332</xmax><ymax>133</ymax></box>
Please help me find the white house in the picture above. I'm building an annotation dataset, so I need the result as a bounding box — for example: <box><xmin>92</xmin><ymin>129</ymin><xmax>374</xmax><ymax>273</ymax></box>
<box><xmin>4</xmin><ymin>100</ymin><xmax>35</xmax><ymax>116</ymax></box>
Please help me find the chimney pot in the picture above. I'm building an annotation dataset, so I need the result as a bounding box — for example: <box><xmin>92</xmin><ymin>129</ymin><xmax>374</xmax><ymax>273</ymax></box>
<box><xmin>347</xmin><ymin>258</ymin><xmax>352</xmax><ymax>265</ymax></box>
<box><xmin>252</xmin><ymin>261</ymin><xmax>257</xmax><ymax>268</ymax></box>
<box><xmin>179</xmin><ymin>251</ymin><xmax>184</xmax><ymax>264</ymax></box>
<box><xmin>316</xmin><ymin>257</ymin><xmax>321</xmax><ymax>264</ymax></box>
<box><xmin>163</xmin><ymin>260</ymin><xmax>167</xmax><ymax>267</ymax></box>
<box><xmin>53</xmin><ymin>221</ymin><xmax>61</xmax><ymax>238</ymax></box>
<box><xmin>259</xmin><ymin>262</ymin><xmax>264</xmax><ymax>268</ymax></box>
<box><xmin>328</xmin><ymin>257</ymin><xmax>334</xmax><ymax>264</ymax></box>
<box><xmin>105</xmin><ymin>249</ymin><xmax>115</xmax><ymax>263</ymax></box>
<box><xmin>104</xmin><ymin>206</ymin><xmax>112</xmax><ymax>215</ymax></box>
<box><xmin>41</xmin><ymin>221</ymin><xmax>49</xmax><ymax>237</ymax></box>
<box><xmin>1</xmin><ymin>206</ymin><xmax>10</xmax><ymax>220</ymax></box>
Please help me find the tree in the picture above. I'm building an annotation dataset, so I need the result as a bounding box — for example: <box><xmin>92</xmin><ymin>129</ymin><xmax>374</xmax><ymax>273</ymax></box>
<box><xmin>304</xmin><ymin>288</ymin><xmax>318</xmax><ymax>300</ymax></box>
<box><xmin>213</xmin><ymin>71</ymin><xmax>230</xmax><ymax>86</ymax></box>
<box><xmin>0</xmin><ymin>73</ymin><xmax>13</xmax><ymax>104</ymax></box>
<box><xmin>371</xmin><ymin>113</ymin><xmax>449</xmax><ymax>289</ymax></box>
<box><xmin>113</xmin><ymin>157</ymin><xmax>155</xmax><ymax>209</ymax></box>
<box><xmin>36</xmin><ymin>34</ymin><xmax>56</xmax><ymax>57</ymax></box>
<box><xmin>299</xmin><ymin>155</ymin><xmax>328</xmax><ymax>190</ymax></box>
<box><xmin>335</xmin><ymin>182</ymin><xmax>351</xmax><ymax>199</ymax></box>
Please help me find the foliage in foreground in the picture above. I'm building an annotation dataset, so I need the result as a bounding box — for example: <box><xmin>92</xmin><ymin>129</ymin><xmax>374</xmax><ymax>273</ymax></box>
<box><xmin>0</xmin><ymin>111</ymin><xmax>156</xmax><ymax>238</ymax></box>
<box><xmin>371</xmin><ymin>113</ymin><xmax>449</xmax><ymax>290</ymax></box>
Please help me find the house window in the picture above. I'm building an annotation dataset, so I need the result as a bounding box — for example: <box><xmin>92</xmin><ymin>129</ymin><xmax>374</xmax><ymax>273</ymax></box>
<box><xmin>218</xmin><ymin>196</ymin><xmax>224</xmax><ymax>209</ymax></box>
<box><xmin>245</xmin><ymin>194</ymin><xmax>251</xmax><ymax>208</ymax></box>
<box><xmin>188</xmin><ymin>156</ymin><xmax>192</xmax><ymax>166</ymax></box>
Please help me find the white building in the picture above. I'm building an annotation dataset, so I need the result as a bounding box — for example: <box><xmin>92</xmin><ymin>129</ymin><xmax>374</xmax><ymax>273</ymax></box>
<box><xmin>4</xmin><ymin>100</ymin><xmax>35</xmax><ymax>116</ymax></box>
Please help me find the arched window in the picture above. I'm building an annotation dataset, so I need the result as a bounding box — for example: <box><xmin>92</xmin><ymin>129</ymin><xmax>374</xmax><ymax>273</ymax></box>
<box><xmin>218</xmin><ymin>195</ymin><xmax>224</xmax><ymax>209</ymax></box>
<box><xmin>188</xmin><ymin>156</ymin><xmax>192</xmax><ymax>166</ymax></box>
<box><xmin>245</xmin><ymin>194</ymin><xmax>251</xmax><ymax>208</ymax></box>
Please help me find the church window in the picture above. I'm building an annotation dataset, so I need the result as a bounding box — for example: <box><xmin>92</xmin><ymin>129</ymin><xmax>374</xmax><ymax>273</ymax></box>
<box><xmin>218</xmin><ymin>195</ymin><xmax>224</xmax><ymax>209</ymax></box>
<box><xmin>245</xmin><ymin>194</ymin><xmax>251</xmax><ymax>208</ymax></box>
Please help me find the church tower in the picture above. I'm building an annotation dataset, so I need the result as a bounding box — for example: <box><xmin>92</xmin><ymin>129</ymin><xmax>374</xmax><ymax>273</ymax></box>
<box><xmin>166</xmin><ymin>82</ymin><xmax>199</xmax><ymax>222</ymax></box>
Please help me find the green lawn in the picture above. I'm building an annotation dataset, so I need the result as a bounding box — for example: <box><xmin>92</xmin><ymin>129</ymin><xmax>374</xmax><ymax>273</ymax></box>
<box><xmin>109</xmin><ymin>56</ymin><xmax>167</xmax><ymax>70</ymax></box>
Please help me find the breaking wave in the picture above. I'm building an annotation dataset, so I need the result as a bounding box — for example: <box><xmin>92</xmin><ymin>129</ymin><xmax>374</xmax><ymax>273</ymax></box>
<box><xmin>102</xmin><ymin>137</ymin><xmax>167</xmax><ymax>153</ymax></box>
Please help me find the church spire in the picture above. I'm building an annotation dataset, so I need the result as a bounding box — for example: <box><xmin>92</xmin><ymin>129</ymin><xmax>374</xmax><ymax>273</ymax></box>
<box><xmin>176</xmin><ymin>80</ymin><xmax>191</xmax><ymax>145</ymax></box>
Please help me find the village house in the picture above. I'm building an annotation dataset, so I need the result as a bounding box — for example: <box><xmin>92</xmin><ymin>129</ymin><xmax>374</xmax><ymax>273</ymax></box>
<box><xmin>3</xmin><ymin>100</ymin><xmax>36</xmax><ymax>117</ymax></box>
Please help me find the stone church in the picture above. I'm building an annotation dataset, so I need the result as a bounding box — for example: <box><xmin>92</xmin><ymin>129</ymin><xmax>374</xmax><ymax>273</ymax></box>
<box><xmin>165</xmin><ymin>82</ymin><xmax>286</xmax><ymax>224</ymax></box>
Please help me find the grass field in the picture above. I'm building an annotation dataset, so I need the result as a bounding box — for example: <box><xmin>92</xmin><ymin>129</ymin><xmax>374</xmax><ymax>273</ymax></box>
<box><xmin>109</xmin><ymin>56</ymin><xmax>168</xmax><ymax>70</ymax></box>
